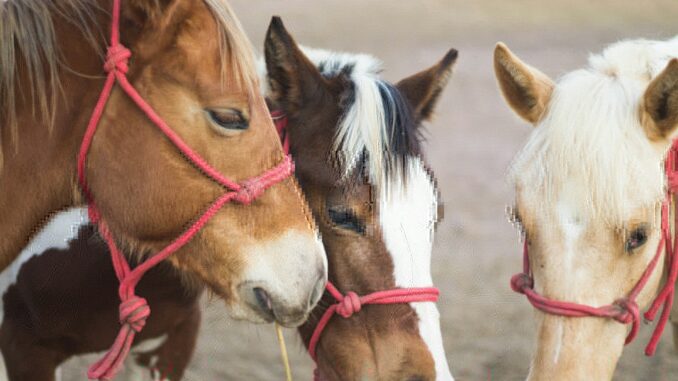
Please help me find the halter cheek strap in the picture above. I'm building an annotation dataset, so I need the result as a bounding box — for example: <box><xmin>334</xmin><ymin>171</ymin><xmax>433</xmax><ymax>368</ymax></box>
<box><xmin>272</xmin><ymin>111</ymin><xmax>441</xmax><ymax>381</ymax></box>
<box><xmin>80</xmin><ymin>1</ymin><xmax>293</xmax><ymax>379</ymax></box>
<box><xmin>511</xmin><ymin>142</ymin><xmax>678</xmax><ymax>356</ymax></box>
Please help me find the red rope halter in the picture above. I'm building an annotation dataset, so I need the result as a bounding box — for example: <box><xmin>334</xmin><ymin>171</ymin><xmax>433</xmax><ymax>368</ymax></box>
<box><xmin>272</xmin><ymin>111</ymin><xmax>441</xmax><ymax>380</ymax></box>
<box><xmin>511</xmin><ymin>141</ymin><xmax>678</xmax><ymax>356</ymax></box>
<box><xmin>79</xmin><ymin>1</ymin><xmax>293</xmax><ymax>379</ymax></box>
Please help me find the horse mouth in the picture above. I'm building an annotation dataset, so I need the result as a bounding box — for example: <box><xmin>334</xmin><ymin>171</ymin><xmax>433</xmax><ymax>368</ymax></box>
<box><xmin>252</xmin><ymin>286</ymin><xmax>276</xmax><ymax>323</ymax></box>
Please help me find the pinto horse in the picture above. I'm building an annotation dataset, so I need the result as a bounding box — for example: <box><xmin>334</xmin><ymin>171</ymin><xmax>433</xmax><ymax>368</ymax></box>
<box><xmin>496</xmin><ymin>37</ymin><xmax>678</xmax><ymax>380</ymax></box>
<box><xmin>262</xmin><ymin>18</ymin><xmax>456</xmax><ymax>381</ymax></box>
<box><xmin>0</xmin><ymin>0</ymin><xmax>327</xmax><ymax>379</ymax></box>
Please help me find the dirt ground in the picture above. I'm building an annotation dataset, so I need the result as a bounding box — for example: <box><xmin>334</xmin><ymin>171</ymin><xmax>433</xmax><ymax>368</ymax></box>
<box><xmin>63</xmin><ymin>1</ymin><xmax>678</xmax><ymax>380</ymax></box>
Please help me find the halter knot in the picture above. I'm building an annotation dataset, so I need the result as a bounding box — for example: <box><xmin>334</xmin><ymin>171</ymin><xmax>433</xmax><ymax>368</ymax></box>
<box><xmin>104</xmin><ymin>44</ymin><xmax>131</xmax><ymax>74</ymax></box>
<box><xmin>510</xmin><ymin>273</ymin><xmax>533</xmax><ymax>294</ymax></box>
<box><xmin>336</xmin><ymin>291</ymin><xmax>361</xmax><ymax>318</ymax></box>
<box><xmin>612</xmin><ymin>298</ymin><xmax>639</xmax><ymax>325</ymax></box>
<box><xmin>233</xmin><ymin>179</ymin><xmax>265</xmax><ymax>205</ymax></box>
<box><xmin>119</xmin><ymin>296</ymin><xmax>150</xmax><ymax>333</ymax></box>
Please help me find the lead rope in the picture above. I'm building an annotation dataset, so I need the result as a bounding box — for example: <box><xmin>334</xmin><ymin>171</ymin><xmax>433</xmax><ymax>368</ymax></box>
<box><xmin>79</xmin><ymin>1</ymin><xmax>294</xmax><ymax>379</ymax></box>
<box><xmin>511</xmin><ymin>140</ymin><xmax>678</xmax><ymax>355</ymax></box>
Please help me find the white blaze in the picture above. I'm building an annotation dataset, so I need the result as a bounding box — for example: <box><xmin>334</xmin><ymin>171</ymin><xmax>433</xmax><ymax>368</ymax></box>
<box><xmin>379</xmin><ymin>158</ymin><xmax>453</xmax><ymax>381</ymax></box>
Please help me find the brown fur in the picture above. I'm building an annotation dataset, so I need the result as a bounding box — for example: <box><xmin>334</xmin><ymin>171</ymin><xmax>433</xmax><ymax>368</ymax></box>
<box><xmin>2</xmin><ymin>14</ymin><xmax>454</xmax><ymax>379</ymax></box>
<box><xmin>0</xmin><ymin>225</ymin><xmax>202</xmax><ymax>380</ymax></box>
<box><xmin>494</xmin><ymin>42</ymin><xmax>554</xmax><ymax>125</ymax></box>
<box><xmin>265</xmin><ymin>18</ymin><xmax>455</xmax><ymax>381</ymax></box>
<box><xmin>643</xmin><ymin>58</ymin><xmax>678</xmax><ymax>140</ymax></box>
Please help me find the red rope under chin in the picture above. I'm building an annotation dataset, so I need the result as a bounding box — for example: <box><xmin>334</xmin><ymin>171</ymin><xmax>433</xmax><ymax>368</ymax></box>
<box><xmin>511</xmin><ymin>142</ymin><xmax>678</xmax><ymax>356</ymax></box>
<box><xmin>272</xmin><ymin>111</ymin><xmax>441</xmax><ymax>381</ymax></box>
<box><xmin>79</xmin><ymin>1</ymin><xmax>293</xmax><ymax>379</ymax></box>
<box><xmin>307</xmin><ymin>283</ymin><xmax>440</xmax><ymax>362</ymax></box>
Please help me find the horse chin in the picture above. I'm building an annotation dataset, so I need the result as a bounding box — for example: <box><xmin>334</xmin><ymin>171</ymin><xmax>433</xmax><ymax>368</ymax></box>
<box><xmin>527</xmin><ymin>315</ymin><xmax>626</xmax><ymax>381</ymax></box>
<box><xmin>224</xmin><ymin>301</ymin><xmax>274</xmax><ymax>324</ymax></box>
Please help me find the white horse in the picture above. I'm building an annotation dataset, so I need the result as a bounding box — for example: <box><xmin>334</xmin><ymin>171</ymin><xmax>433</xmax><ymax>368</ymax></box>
<box><xmin>495</xmin><ymin>36</ymin><xmax>678</xmax><ymax>380</ymax></box>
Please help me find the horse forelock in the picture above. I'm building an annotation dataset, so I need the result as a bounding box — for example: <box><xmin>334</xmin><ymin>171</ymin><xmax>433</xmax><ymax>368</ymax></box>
<box><xmin>300</xmin><ymin>47</ymin><xmax>422</xmax><ymax>193</ymax></box>
<box><xmin>510</xmin><ymin>37</ymin><xmax>678</xmax><ymax>225</ymax></box>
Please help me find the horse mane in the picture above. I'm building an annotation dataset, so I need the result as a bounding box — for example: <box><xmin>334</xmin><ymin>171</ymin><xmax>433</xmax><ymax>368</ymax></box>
<box><xmin>0</xmin><ymin>0</ymin><xmax>258</xmax><ymax>172</ymax></box>
<box><xmin>0</xmin><ymin>0</ymin><xmax>101</xmax><ymax>170</ymax></box>
<box><xmin>299</xmin><ymin>47</ymin><xmax>422</xmax><ymax>192</ymax></box>
<box><xmin>510</xmin><ymin>37</ymin><xmax>678</xmax><ymax>224</ymax></box>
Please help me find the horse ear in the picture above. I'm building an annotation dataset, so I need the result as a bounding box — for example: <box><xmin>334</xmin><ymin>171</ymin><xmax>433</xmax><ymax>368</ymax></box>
<box><xmin>264</xmin><ymin>17</ymin><xmax>327</xmax><ymax>114</ymax></box>
<box><xmin>643</xmin><ymin>59</ymin><xmax>678</xmax><ymax>140</ymax></box>
<box><xmin>494</xmin><ymin>42</ymin><xmax>554</xmax><ymax>125</ymax></box>
<box><xmin>396</xmin><ymin>49</ymin><xmax>457</xmax><ymax>122</ymax></box>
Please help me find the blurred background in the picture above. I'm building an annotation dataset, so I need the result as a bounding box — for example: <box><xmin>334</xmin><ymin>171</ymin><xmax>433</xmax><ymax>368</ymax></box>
<box><xmin>64</xmin><ymin>1</ymin><xmax>678</xmax><ymax>379</ymax></box>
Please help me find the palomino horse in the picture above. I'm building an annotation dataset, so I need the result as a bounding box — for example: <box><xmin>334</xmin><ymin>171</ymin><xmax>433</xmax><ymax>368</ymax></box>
<box><xmin>495</xmin><ymin>37</ymin><xmax>678</xmax><ymax>380</ymax></box>
<box><xmin>1</xmin><ymin>16</ymin><xmax>457</xmax><ymax>380</ymax></box>
<box><xmin>0</xmin><ymin>0</ymin><xmax>327</xmax><ymax>379</ymax></box>
<box><xmin>263</xmin><ymin>18</ymin><xmax>456</xmax><ymax>381</ymax></box>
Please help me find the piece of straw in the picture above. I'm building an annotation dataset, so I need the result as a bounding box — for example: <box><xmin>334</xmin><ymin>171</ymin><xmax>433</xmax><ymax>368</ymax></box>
<box><xmin>275</xmin><ymin>323</ymin><xmax>293</xmax><ymax>381</ymax></box>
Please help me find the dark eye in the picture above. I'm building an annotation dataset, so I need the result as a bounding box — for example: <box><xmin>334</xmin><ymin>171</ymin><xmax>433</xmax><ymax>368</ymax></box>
<box><xmin>328</xmin><ymin>207</ymin><xmax>365</xmax><ymax>234</ymax></box>
<box><xmin>206</xmin><ymin>108</ymin><xmax>248</xmax><ymax>131</ymax></box>
<box><xmin>507</xmin><ymin>205</ymin><xmax>524</xmax><ymax>230</ymax></box>
<box><xmin>625</xmin><ymin>226</ymin><xmax>648</xmax><ymax>252</ymax></box>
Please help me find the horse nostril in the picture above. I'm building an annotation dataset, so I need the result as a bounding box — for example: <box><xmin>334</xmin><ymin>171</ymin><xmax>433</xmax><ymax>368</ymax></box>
<box><xmin>253</xmin><ymin>287</ymin><xmax>273</xmax><ymax>315</ymax></box>
<box><xmin>309</xmin><ymin>275</ymin><xmax>325</xmax><ymax>308</ymax></box>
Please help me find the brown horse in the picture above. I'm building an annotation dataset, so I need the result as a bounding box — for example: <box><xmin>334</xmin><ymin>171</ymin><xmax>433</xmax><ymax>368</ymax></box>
<box><xmin>0</xmin><ymin>0</ymin><xmax>326</xmax><ymax>338</ymax></box>
<box><xmin>262</xmin><ymin>18</ymin><xmax>456</xmax><ymax>381</ymax></box>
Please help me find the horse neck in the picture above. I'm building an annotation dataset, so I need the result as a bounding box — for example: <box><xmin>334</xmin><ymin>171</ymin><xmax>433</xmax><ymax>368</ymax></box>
<box><xmin>0</xmin><ymin>3</ymin><xmax>113</xmax><ymax>270</ymax></box>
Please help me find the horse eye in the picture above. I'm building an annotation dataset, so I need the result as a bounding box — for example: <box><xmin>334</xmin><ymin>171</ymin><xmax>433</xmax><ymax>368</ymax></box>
<box><xmin>328</xmin><ymin>207</ymin><xmax>365</xmax><ymax>234</ymax></box>
<box><xmin>507</xmin><ymin>205</ymin><xmax>524</xmax><ymax>230</ymax></box>
<box><xmin>206</xmin><ymin>108</ymin><xmax>248</xmax><ymax>131</ymax></box>
<box><xmin>625</xmin><ymin>227</ymin><xmax>648</xmax><ymax>252</ymax></box>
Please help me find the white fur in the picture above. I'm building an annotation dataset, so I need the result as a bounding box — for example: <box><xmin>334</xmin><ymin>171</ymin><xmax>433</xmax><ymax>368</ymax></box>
<box><xmin>510</xmin><ymin>36</ymin><xmax>678</xmax><ymax>371</ymax></box>
<box><xmin>511</xmin><ymin>37</ymin><xmax>678</xmax><ymax>225</ymax></box>
<box><xmin>380</xmin><ymin>158</ymin><xmax>453</xmax><ymax>381</ymax></box>
<box><xmin>259</xmin><ymin>47</ymin><xmax>452</xmax><ymax>379</ymax></box>
<box><xmin>552</xmin><ymin>196</ymin><xmax>585</xmax><ymax>365</ymax></box>
<box><xmin>259</xmin><ymin>47</ymin><xmax>398</xmax><ymax>188</ymax></box>
<box><xmin>302</xmin><ymin>47</ymin><xmax>395</xmax><ymax>186</ymax></box>
<box><xmin>228</xmin><ymin>229</ymin><xmax>327</xmax><ymax>323</ymax></box>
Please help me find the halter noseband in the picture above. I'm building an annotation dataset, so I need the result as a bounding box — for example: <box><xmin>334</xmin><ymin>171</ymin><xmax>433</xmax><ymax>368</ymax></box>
<box><xmin>511</xmin><ymin>141</ymin><xmax>678</xmax><ymax>356</ymax></box>
<box><xmin>79</xmin><ymin>1</ymin><xmax>293</xmax><ymax>379</ymax></box>
<box><xmin>272</xmin><ymin>111</ymin><xmax>441</xmax><ymax>380</ymax></box>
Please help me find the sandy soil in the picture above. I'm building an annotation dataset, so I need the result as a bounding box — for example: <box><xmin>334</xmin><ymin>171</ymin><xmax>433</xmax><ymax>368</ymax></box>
<box><xmin>63</xmin><ymin>1</ymin><xmax>678</xmax><ymax>380</ymax></box>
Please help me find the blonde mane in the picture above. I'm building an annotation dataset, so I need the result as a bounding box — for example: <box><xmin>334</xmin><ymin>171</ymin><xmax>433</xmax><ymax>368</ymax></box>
<box><xmin>0</xmin><ymin>0</ymin><xmax>258</xmax><ymax>171</ymax></box>
<box><xmin>510</xmin><ymin>37</ymin><xmax>678</xmax><ymax>224</ymax></box>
